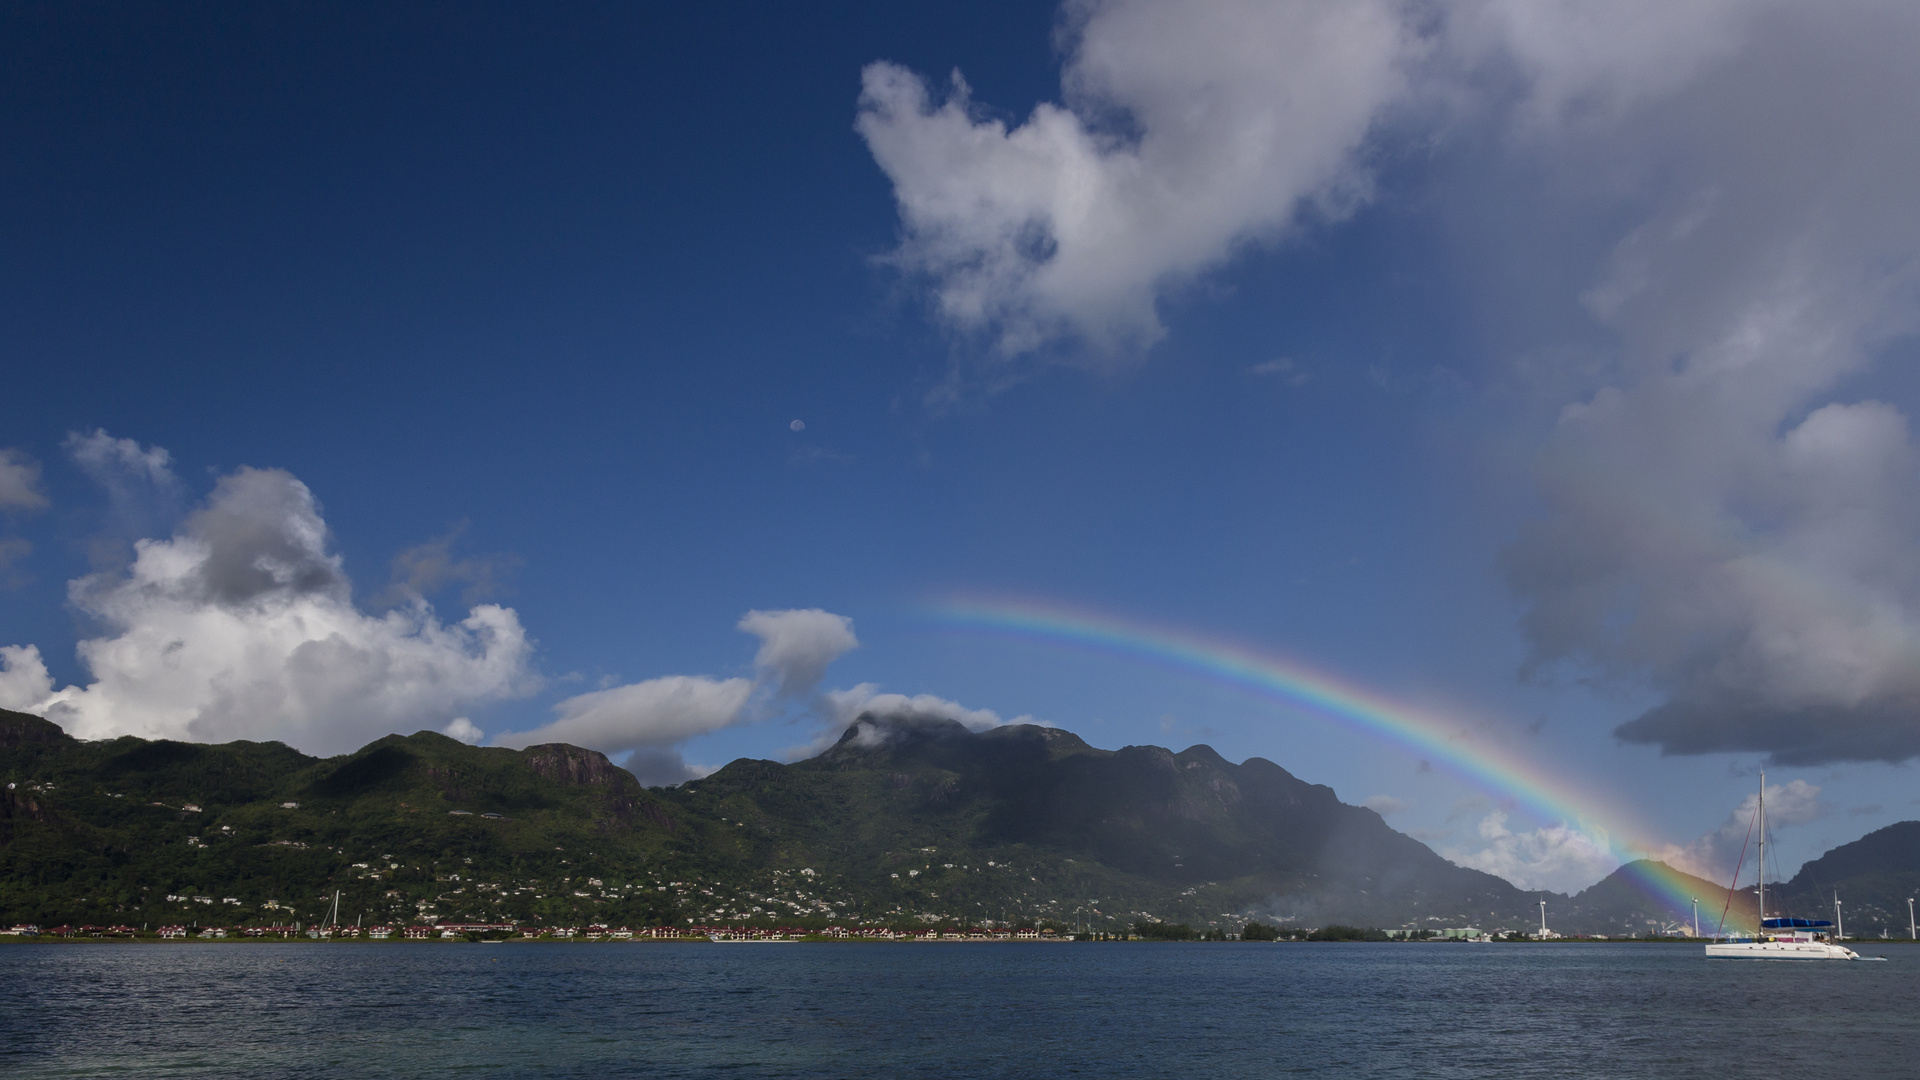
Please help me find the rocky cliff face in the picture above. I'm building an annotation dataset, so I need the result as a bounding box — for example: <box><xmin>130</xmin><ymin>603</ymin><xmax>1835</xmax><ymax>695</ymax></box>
<box><xmin>523</xmin><ymin>743</ymin><xmax>638</xmax><ymax>790</ymax></box>
<box><xmin>0</xmin><ymin>708</ymin><xmax>70</xmax><ymax>752</ymax></box>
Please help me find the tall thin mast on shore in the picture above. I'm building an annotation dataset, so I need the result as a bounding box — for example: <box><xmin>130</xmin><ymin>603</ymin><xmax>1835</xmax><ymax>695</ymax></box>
<box><xmin>1756</xmin><ymin>769</ymin><xmax>1766</xmax><ymax>934</ymax></box>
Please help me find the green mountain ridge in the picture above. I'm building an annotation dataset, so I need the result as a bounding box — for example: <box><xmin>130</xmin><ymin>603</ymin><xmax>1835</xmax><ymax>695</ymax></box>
<box><xmin>1770</xmin><ymin>822</ymin><xmax>1920</xmax><ymax>937</ymax></box>
<box><xmin>4</xmin><ymin>707</ymin><xmax>1915</xmax><ymax>936</ymax></box>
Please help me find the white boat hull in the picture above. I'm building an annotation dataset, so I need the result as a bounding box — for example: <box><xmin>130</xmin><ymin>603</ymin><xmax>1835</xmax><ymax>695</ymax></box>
<box><xmin>1705</xmin><ymin>940</ymin><xmax>1859</xmax><ymax>960</ymax></box>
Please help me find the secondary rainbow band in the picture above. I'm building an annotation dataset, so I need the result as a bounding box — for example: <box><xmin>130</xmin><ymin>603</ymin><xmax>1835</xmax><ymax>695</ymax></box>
<box><xmin>930</xmin><ymin>597</ymin><xmax>1723</xmax><ymax>925</ymax></box>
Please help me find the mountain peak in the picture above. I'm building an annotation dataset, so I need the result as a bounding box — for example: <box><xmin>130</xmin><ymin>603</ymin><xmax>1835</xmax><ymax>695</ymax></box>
<box><xmin>0</xmin><ymin>707</ymin><xmax>70</xmax><ymax>752</ymax></box>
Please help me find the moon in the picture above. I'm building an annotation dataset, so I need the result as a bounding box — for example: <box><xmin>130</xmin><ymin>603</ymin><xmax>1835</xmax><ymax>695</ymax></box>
<box><xmin>789</xmin><ymin>419</ymin><xmax>805</xmax><ymax>431</ymax></box>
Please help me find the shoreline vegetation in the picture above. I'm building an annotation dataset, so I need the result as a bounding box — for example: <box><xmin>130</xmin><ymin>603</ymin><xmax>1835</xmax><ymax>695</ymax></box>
<box><xmin>9</xmin><ymin>922</ymin><xmax>1910</xmax><ymax>945</ymax></box>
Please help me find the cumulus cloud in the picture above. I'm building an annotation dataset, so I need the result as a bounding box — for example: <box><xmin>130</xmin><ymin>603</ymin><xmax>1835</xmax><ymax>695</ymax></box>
<box><xmin>4</xmin><ymin>459</ymin><xmax>537</xmax><ymax>754</ymax></box>
<box><xmin>1654</xmin><ymin>778</ymin><xmax>1827</xmax><ymax>883</ymax></box>
<box><xmin>495</xmin><ymin>675</ymin><xmax>756</xmax><ymax>757</ymax></box>
<box><xmin>1446</xmin><ymin>811</ymin><xmax>1619</xmax><ymax>893</ymax></box>
<box><xmin>443</xmin><ymin>717</ymin><xmax>485</xmax><ymax>745</ymax></box>
<box><xmin>738</xmin><ymin>608</ymin><xmax>859</xmax><ymax>696</ymax></box>
<box><xmin>857</xmin><ymin>0</ymin><xmax>1411</xmax><ymax>363</ymax></box>
<box><xmin>494</xmin><ymin>607</ymin><xmax>862</xmax><ymax>784</ymax></box>
<box><xmin>0</xmin><ymin>449</ymin><xmax>48</xmax><ymax>511</ymax></box>
<box><xmin>0</xmin><ymin>644</ymin><xmax>55</xmax><ymax>712</ymax></box>
<box><xmin>1492</xmin><ymin>2</ymin><xmax>1920</xmax><ymax>764</ymax></box>
<box><xmin>868</xmin><ymin>1</ymin><xmax>1920</xmax><ymax>762</ymax></box>
<box><xmin>620</xmin><ymin>748</ymin><xmax>722</xmax><ymax>788</ymax></box>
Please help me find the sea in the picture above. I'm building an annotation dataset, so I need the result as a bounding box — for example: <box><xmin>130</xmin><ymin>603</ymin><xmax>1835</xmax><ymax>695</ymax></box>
<box><xmin>4</xmin><ymin>941</ymin><xmax>1915</xmax><ymax>1079</ymax></box>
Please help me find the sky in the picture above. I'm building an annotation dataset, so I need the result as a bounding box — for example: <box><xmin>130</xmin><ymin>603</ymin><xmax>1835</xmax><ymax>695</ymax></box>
<box><xmin>3</xmin><ymin>0</ymin><xmax>1919</xmax><ymax>894</ymax></box>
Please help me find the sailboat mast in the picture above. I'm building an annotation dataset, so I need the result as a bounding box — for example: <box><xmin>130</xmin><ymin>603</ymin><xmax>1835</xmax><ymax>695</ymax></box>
<box><xmin>1756</xmin><ymin>769</ymin><xmax>1766</xmax><ymax>935</ymax></box>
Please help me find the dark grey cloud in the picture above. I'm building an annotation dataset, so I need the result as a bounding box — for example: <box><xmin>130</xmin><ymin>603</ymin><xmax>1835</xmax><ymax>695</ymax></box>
<box><xmin>623</xmin><ymin>747</ymin><xmax>702</xmax><ymax>788</ymax></box>
<box><xmin>179</xmin><ymin>467</ymin><xmax>346</xmax><ymax>606</ymax></box>
<box><xmin>1617</xmin><ymin>698</ymin><xmax>1920</xmax><ymax>767</ymax></box>
<box><xmin>1490</xmin><ymin>2</ymin><xmax>1920</xmax><ymax>765</ymax></box>
<box><xmin>378</xmin><ymin>521</ymin><xmax>521</xmax><ymax>607</ymax></box>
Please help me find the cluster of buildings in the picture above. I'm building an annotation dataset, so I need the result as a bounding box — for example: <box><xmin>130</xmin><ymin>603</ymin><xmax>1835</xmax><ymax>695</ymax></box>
<box><xmin>5</xmin><ymin>924</ymin><xmax>141</xmax><ymax>937</ymax></box>
<box><xmin>5</xmin><ymin>921</ymin><xmax>1067</xmax><ymax>942</ymax></box>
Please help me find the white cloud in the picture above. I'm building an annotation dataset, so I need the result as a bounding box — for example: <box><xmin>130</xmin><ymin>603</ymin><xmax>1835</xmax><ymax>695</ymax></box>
<box><xmin>65</xmin><ymin>429</ymin><xmax>181</xmax><ymax>521</ymax></box>
<box><xmin>1654</xmin><ymin>778</ymin><xmax>1827</xmax><ymax>883</ymax></box>
<box><xmin>864</xmin><ymin>1</ymin><xmax>1920</xmax><ymax>762</ymax></box>
<box><xmin>9</xmin><ymin>462</ymin><xmax>536</xmax><ymax>755</ymax></box>
<box><xmin>825</xmin><ymin>683</ymin><xmax>1026</xmax><ymax>733</ymax></box>
<box><xmin>493</xmin><ymin>607</ymin><xmax>862</xmax><ymax>782</ymax></box>
<box><xmin>738</xmin><ymin>608</ymin><xmax>859</xmax><ymax>697</ymax></box>
<box><xmin>857</xmin><ymin>0</ymin><xmax>1411</xmax><ymax>362</ymax></box>
<box><xmin>443</xmin><ymin>717</ymin><xmax>485</xmax><ymax>745</ymax></box>
<box><xmin>1446</xmin><ymin>811</ymin><xmax>1619</xmax><ymax>893</ymax></box>
<box><xmin>66</xmin><ymin>429</ymin><xmax>176</xmax><ymax>488</ymax></box>
<box><xmin>791</xmin><ymin>683</ymin><xmax>1036</xmax><ymax>757</ymax></box>
<box><xmin>1362</xmin><ymin>794</ymin><xmax>1409</xmax><ymax>816</ymax></box>
<box><xmin>0</xmin><ymin>644</ymin><xmax>55</xmax><ymax>712</ymax></box>
<box><xmin>0</xmin><ymin>449</ymin><xmax>48</xmax><ymax>511</ymax></box>
<box><xmin>494</xmin><ymin>675</ymin><xmax>755</xmax><ymax>756</ymax></box>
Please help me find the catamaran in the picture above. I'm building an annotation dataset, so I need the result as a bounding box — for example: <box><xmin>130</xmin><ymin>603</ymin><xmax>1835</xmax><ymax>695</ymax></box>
<box><xmin>1704</xmin><ymin>770</ymin><xmax>1859</xmax><ymax>961</ymax></box>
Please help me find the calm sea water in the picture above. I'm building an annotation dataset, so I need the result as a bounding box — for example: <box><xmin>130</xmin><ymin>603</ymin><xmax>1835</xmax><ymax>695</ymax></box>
<box><xmin>3</xmin><ymin>941</ymin><xmax>1915</xmax><ymax>1079</ymax></box>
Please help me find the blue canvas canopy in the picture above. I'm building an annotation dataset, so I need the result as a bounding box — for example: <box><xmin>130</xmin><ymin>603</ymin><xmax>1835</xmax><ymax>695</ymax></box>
<box><xmin>1760</xmin><ymin>918</ymin><xmax>1832</xmax><ymax>929</ymax></box>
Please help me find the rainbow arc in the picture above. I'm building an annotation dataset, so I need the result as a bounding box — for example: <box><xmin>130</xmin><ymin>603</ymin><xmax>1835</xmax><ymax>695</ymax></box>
<box><xmin>929</xmin><ymin>597</ymin><xmax>1726</xmax><ymax>926</ymax></box>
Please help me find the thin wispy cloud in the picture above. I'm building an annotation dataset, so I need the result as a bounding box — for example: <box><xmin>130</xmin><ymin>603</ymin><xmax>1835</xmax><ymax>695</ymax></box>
<box><xmin>0</xmin><ymin>449</ymin><xmax>48</xmax><ymax>512</ymax></box>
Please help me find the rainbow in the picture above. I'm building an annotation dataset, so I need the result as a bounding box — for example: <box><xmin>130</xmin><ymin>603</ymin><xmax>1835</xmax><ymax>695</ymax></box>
<box><xmin>928</xmin><ymin>596</ymin><xmax>1731</xmax><ymax>926</ymax></box>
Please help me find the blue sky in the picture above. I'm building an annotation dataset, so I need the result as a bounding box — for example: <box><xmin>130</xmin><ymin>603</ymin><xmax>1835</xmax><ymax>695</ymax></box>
<box><xmin>4</xmin><ymin>1</ymin><xmax>1919</xmax><ymax>893</ymax></box>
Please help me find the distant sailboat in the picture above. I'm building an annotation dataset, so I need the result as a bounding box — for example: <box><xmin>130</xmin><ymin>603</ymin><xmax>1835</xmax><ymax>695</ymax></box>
<box><xmin>1705</xmin><ymin>770</ymin><xmax>1859</xmax><ymax>961</ymax></box>
<box><xmin>306</xmin><ymin>889</ymin><xmax>343</xmax><ymax>940</ymax></box>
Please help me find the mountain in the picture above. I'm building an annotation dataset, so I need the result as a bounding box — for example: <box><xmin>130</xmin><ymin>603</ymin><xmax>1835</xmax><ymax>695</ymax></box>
<box><xmin>1559</xmin><ymin>860</ymin><xmax>1756</xmax><ymax>937</ymax></box>
<box><xmin>7</xmin><ymin>704</ymin><xmax>1916</xmax><ymax>936</ymax></box>
<box><xmin>1771</xmin><ymin>822</ymin><xmax>1920</xmax><ymax>937</ymax></box>
<box><xmin>0</xmin><ymin>708</ymin><xmax>691</xmax><ymax>928</ymax></box>
<box><xmin>1560</xmin><ymin>824</ymin><xmax>1920</xmax><ymax>940</ymax></box>
<box><xmin>660</xmin><ymin>713</ymin><xmax>1545</xmax><ymax>929</ymax></box>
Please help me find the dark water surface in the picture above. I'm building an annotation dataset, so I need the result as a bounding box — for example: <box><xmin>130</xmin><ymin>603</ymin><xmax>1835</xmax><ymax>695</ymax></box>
<box><xmin>4</xmin><ymin>941</ymin><xmax>1915</xmax><ymax>1078</ymax></box>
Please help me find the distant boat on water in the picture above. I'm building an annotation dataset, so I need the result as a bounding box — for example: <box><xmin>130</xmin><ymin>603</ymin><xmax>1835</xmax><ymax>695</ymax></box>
<box><xmin>1705</xmin><ymin>770</ymin><xmax>1859</xmax><ymax>961</ymax></box>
